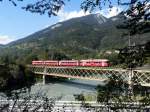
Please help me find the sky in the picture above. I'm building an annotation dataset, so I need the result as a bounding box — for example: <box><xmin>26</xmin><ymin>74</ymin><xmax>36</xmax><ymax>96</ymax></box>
<box><xmin>0</xmin><ymin>0</ymin><xmax>124</xmax><ymax>45</ymax></box>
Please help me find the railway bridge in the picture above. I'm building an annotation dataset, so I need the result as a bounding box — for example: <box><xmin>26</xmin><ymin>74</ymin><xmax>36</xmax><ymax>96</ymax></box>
<box><xmin>28</xmin><ymin>65</ymin><xmax>150</xmax><ymax>87</ymax></box>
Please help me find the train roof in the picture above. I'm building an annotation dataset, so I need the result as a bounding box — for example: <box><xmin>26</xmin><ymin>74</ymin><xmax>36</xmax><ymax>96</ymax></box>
<box><xmin>44</xmin><ymin>60</ymin><xmax>58</xmax><ymax>62</ymax></box>
<box><xmin>80</xmin><ymin>59</ymin><xmax>109</xmax><ymax>61</ymax></box>
<box><xmin>59</xmin><ymin>60</ymin><xmax>79</xmax><ymax>62</ymax></box>
<box><xmin>32</xmin><ymin>59</ymin><xmax>109</xmax><ymax>62</ymax></box>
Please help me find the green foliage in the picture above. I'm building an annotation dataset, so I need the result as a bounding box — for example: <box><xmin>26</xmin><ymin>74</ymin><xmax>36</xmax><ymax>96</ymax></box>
<box><xmin>96</xmin><ymin>72</ymin><xmax>150</xmax><ymax>104</ymax></box>
<box><xmin>0</xmin><ymin>64</ymin><xmax>35</xmax><ymax>91</ymax></box>
<box><xmin>118</xmin><ymin>41</ymin><xmax>150</xmax><ymax>68</ymax></box>
<box><xmin>24</xmin><ymin>53</ymin><xmax>38</xmax><ymax>64</ymax></box>
<box><xmin>74</xmin><ymin>93</ymin><xmax>85</xmax><ymax>102</ymax></box>
<box><xmin>0</xmin><ymin>65</ymin><xmax>11</xmax><ymax>90</ymax></box>
<box><xmin>97</xmin><ymin>73</ymin><xmax>128</xmax><ymax>103</ymax></box>
<box><xmin>98</xmin><ymin>52</ymin><xmax>120</xmax><ymax>65</ymax></box>
<box><xmin>146</xmin><ymin>57</ymin><xmax>150</xmax><ymax>64</ymax></box>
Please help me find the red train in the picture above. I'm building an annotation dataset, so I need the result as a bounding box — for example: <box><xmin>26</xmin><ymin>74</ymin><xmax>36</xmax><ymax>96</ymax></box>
<box><xmin>32</xmin><ymin>59</ymin><xmax>109</xmax><ymax>67</ymax></box>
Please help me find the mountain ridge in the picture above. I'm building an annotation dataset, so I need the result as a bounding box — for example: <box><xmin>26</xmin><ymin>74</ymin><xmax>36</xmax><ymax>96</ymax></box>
<box><xmin>0</xmin><ymin>13</ymin><xmax>150</xmax><ymax>64</ymax></box>
<box><xmin>7</xmin><ymin>13</ymin><xmax>108</xmax><ymax>47</ymax></box>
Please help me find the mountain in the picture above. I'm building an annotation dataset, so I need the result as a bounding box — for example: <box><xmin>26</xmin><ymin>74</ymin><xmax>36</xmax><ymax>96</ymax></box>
<box><xmin>8</xmin><ymin>14</ymin><xmax>108</xmax><ymax>47</ymax></box>
<box><xmin>0</xmin><ymin>44</ymin><xmax>4</xmax><ymax>47</ymax></box>
<box><xmin>0</xmin><ymin>13</ymin><xmax>150</xmax><ymax>64</ymax></box>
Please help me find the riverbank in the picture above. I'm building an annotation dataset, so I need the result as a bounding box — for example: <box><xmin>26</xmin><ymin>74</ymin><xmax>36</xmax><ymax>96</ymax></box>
<box><xmin>0</xmin><ymin>64</ymin><xmax>35</xmax><ymax>92</ymax></box>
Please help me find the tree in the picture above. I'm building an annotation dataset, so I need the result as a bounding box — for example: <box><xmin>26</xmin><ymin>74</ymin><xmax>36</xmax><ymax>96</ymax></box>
<box><xmin>0</xmin><ymin>0</ymin><xmax>149</xmax><ymax>36</ymax></box>
<box><xmin>0</xmin><ymin>0</ymin><xmax>149</xmax><ymax>17</ymax></box>
<box><xmin>117</xmin><ymin>1</ymin><xmax>150</xmax><ymax>35</ymax></box>
<box><xmin>0</xmin><ymin>0</ymin><xmax>67</xmax><ymax>17</ymax></box>
<box><xmin>81</xmin><ymin>0</ymin><xmax>150</xmax><ymax>31</ymax></box>
<box><xmin>97</xmin><ymin>73</ymin><xmax>128</xmax><ymax>103</ymax></box>
<box><xmin>118</xmin><ymin>45</ymin><xmax>145</xmax><ymax>68</ymax></box>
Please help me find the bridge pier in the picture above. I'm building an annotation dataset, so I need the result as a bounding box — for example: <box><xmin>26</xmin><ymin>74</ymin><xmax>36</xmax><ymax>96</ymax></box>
<box><xmin>43</xmin><ymin>74</ymin><xmax>45</xmax><ymax>85</ymax></box>
<box><xmin>42</xmin><ymin>67</ymin><xmax>47</xmax><ymax>85</ymax></box>
<box><xmin>128</xmin><ymin>69</ymin><xmax>134</xmax><ymax>96</ymax></box>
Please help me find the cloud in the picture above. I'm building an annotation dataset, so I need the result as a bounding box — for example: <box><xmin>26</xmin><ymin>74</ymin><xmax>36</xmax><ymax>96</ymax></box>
<box><xmin>58</xmin><ymin>10</ymin><xmax>90</xmax><ymax>22</ymax></box>
<box><xmin>57</xmin><ymin>7</ymin><xmax>122</xmax><ymax>22</ymax></box>
<box><xmin>0</xmin><ymin>35</ymin><xmax>15</xmax><ymax>44</ymax></box>
<box><xmin>44</xmin><ymin>6</ymin><xmax>122</xmax><ymax>29</ymax></box>
<box><xmin>98</xmin><ymin>6</ymin><xmax>122</xmax><ymax>18</ymax></box>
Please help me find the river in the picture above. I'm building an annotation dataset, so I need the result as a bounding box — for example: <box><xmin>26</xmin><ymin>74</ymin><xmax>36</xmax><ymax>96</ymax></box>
<box><xmin>0</xmin><ymin>78</ymin><xmax>148</xmax><ymax>112</ymax></box>
<box><xmin>0</xmin><ymin>78</ymin><xmax>104</xmax><ymax>101</ymax></box>
<box><xmin>29</xmin><ymin>79</ymin><xmax>104</xmax><ymax>101</ymax></box>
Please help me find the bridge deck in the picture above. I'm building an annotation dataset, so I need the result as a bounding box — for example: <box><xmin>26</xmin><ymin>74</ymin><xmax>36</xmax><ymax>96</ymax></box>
<box><xmin>28</xmin><ymin>65</ymin><xmax>150</xmax><ymax>86</ymax></box>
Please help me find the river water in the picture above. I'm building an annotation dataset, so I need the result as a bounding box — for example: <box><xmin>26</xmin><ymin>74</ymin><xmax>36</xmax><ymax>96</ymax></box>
<box><xmin>0</xmin><ymin>79</ymin><xmax>104</xmax><ymax>101</ymax></box>
<box><xmin>29</xmin><ymin>79</ymin><xmax>104</xmax><ymax>101</ymax></box>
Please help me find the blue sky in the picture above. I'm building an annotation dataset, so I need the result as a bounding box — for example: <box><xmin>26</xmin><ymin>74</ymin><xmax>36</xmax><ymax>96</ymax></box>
<box><xmin>0</xmin><ymin>0</ymin><xmax>123</xmax><ymax>44</ymax></box>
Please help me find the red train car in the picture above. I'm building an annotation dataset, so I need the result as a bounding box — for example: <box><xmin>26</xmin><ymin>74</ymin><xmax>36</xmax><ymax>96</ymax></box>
<box><xmin>80</xmin><ymin>59</ymin><xmax>109</xmax><ymax>67</ymax></box>
<box><xmin>44</xmin><ymin>60</ymin><xmax>59</xmax><ymax>66</ymax></box>
<box><xmin>32</xmin><ymin>61</ymin><xmax>44</xmax><ymax>66</ymax></box>
<box><xmin>92</xmin><ymin>59</ymin><xmax>109</xmax><ymax>67</ymax></box>
<box><xmin>80</xmin><ymin>60</ymin><xmax>93</xmax><ymax>67</ymax></box>
<box><xmin>59</xmin><ymin>60</ymin><xmax>79</xmax><ymax>66</ymax></box>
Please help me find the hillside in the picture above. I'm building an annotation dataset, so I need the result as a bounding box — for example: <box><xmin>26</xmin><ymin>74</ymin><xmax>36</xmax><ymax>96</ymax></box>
<box><xmin>0</xmin><ymin>44</ymin><xmax>4</xmax><ymax>47</ymax></box>
<box><xmin>0</xmin><ymin>13</ymin><xmax>150</xmax><ymax>64</ymax></box>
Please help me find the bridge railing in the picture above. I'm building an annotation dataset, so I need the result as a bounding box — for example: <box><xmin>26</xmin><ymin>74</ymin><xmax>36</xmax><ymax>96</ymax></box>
<box><xmin>132</xmin><ymin>70</ymin><xmax>150</xmax><ymax>86</ymax></box>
